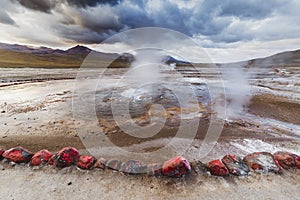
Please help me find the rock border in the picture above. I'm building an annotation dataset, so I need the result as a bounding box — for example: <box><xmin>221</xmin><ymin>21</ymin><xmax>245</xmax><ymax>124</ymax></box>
<box><xmin>0</xmin><ymin>147</ymin><xmax>299</xmax><ymax>178</ymax></box>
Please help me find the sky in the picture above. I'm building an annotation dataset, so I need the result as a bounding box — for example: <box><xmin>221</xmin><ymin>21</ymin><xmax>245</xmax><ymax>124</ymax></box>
<box><xmin>1</xmin><ymin>0</ymin><xmax>300</xmax><ymax>62</ymax></box>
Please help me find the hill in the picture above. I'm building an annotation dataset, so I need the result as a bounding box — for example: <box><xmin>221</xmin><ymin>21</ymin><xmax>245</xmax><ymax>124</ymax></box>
<box><xmin>0</xmin><ymin>42</ymin><xmax>299</xmax><ymax>68</ymax></box>
<box><xmin>0</xmin><ymin>43</ymin><xmax>134</xmax><ymax>68</ymax></box>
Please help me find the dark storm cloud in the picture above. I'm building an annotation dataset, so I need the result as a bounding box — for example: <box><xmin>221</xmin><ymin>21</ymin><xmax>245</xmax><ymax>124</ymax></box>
<box><xmin>0</xmin><ymin>11</ymin><xmax>17</xmax><ymax>26</ymax></box>
<box><xmin>13</xmin><ymin>0</ymin><xmax>122</xmax><ymax>13</ymax></box>
<box><xmin>54</xmin><ymin>23</ymin><xmax>119</xmax><ymax>44</ymax></box>
<box><xmin>15</xmin><ymin>0</ymin><xmax>56</xmax><ymax>13</ymax></box>
<box><xmin>7</xmin><ymin>0</ymin><xmax>299</xmax><ymax>46</ymax></box>
<box><xmin>65</xmin><ymin>0</ymin><xmax>121</xmax><ymax>8</ymax></box>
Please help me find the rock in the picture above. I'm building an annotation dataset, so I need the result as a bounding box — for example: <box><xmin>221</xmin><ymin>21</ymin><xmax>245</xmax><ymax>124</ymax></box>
<box><xmin>190</xmin><ymin>160</ymin><xmax>208</xmax><ymax>175</ymax></box>
<box><xmin>147</xmin><ymin>163</ymin><xmax>163</xmax><ymax>176</ymax></box>
<box><xmin>0</xmin><ymin>149</ymin><xmax>4</xmax><ymax>159</ymax></box>
<box><xmin>52</xmin><ymin>147</ymin><xmax>79</xmax><ymax>168</ymax></box>
<box><xmin>274</xmin><ymin>151</ymin><xmax>300</xmax><ymax>169</ymax></box>
<box><xmin>221</xmin><ymin>155</ymin><xmax>249</xmax><ymax>176</ymax></box>
<box><xmin>106</xmin><ymin>159</ymin><xmax>122</xmax><ymax>171</ymax></box>
<box><xmin>206</xmin><ymin>159</ymin><xmax>229</xmax><ymax>176</ymax></box>
<box><xmin>94</xmin><ymin>158</ymin><xmax>106</xmax><ymax>169</ymax></box>
<box><xmin>162</xmin><ymin>156</ymin><xmax>191</xmax><ymax>178</ymax></box>
<box><xmin>2</xmin><ymin>147</ymin><xmax>33</xmax><ymax>163</ymax></box>
<box><xmin>243</xmin><ymin>152</ymin><xmax>282</xmax><ymax>173</ymax></box>
<box><xmin>295</xmin><ymin>155</ymin><xmax>300</xmax><ymax>169</ymax></box>
<box><xmin>77</xmin><ymin>155</ymin><xmax>96</xmax><ymax>170</ymax></box>
<box><xmin>120</xmin><ymin>160</ymin><xmax>147</xmax><ymax>174</ymax></box>
<box><xmin>30</xmin><ymin>149</ymin><xmax>53</xmax><ymax>166</ymax></box>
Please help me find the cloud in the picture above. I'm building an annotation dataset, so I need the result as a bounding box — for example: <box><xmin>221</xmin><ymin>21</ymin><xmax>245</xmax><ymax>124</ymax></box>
<box><xmin>15</xmin><ymin>0</ymin><xmax>56</xmax><ymax>13</ymax></box>
<box><xmin>2</xmin><ymin>0</ymin><xmax>300</xmax><ymax>62</ymax></box>
<box><xmin>0</xmin><ymin>11</ymin><xmax>17</xmax><ymax>26</ymax></box>
<box><xmin>65</xmin><ymin>0</ymin><xmax>121</xmax><ymax>8</ymax></box>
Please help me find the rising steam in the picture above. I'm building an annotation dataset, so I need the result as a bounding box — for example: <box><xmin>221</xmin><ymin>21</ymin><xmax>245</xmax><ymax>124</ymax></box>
<box><xmin>220</xmin><ymin>63</ymin><xmax>252</xmax><ymax>120</ymax></box>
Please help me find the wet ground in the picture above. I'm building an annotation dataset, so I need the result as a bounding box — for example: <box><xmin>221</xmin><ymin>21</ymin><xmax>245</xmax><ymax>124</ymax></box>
<box><xmin>0</xmin><ymin>65</ymin><xmax>299</xmax><ymax>199</ymax></box>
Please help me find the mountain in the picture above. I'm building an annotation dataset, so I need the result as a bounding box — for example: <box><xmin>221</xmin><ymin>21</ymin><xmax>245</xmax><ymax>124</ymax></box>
<box><xmin>65</xmin><ymin>45</ymin><xmax>92</xmax><ymax>54</ymax></box>
<box><xmin>0</xmin><ymin>42</ymin><xmax>299</xmax><ymax>68</ymax></box>
<box><xmin>0</xmin><ymin>42</ymin><xmax>54</xmax><ymax>54</ymax></box>
<box><xmin>247</xmin><ymin>49</ymin><xmax>300</xmax><ymax>67</ymax></box>
<box><xmin>0</xmin><ymin>43</ymin><xmax>134</xmax><ymax>68</ymax></box>
<box><xmin>163</xmin><ymin>55</ymin><xmax>191</xmax><ymax>65</ymax></box>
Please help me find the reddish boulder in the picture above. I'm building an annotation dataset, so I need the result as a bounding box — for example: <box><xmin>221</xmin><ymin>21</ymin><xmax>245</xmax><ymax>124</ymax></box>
<box><xmin>190</xmin><ymin>160</ymin><xmax>208</xmax><ymax>175</ymax></box>
<box><xmin>206</xmin><ymin>159</ymin><xmax>229</xmax><ymax>176</ymax></box>
<box><xmin>162</xmin><ymin>156</ymin><xmax>191</xmax><ymax>178</ymax></box>
<box><xmin>77</xmin><ymin>155</ymin><xmax>96</xmax><ymax>170</ymax></box>
<box><xmin>243</xmin><ymin>152</ymin><xmax>281</xmax><ymax>173</ymax></box>
<box><xmin>30</xmin><ymin>149</ymin><xmax>53</xmax><ymax>166</ymax></box>
<box><xmin>106</xmin><ymin>159</ymin><xmax>122</xmax><ymax>171</ymax></box>
<box><xmin>222</xmin><ymin>155</ymin><xmax>249</xmax><ymax>176</ymax></box>
<box><xmin>0</xmin><ymin>149</ymin><xmax>4</xmax><ymax>159</ymax></box>
<box><xmin>273</xmin><ymin>151</ymin><xmax>298</xmax><ymax>169</ymax></box>
<box><xmin>94</xmin><ymin>157</ymin><xmax>107</xmax><ymax>169</ymax></box>
<box><xmin>52</xmin><ymin>147</ymin><xmax>79</xmax><ymax>168</ymax></box>
<box><xmin>2</xmin><ymin>147</ymin><xmax>33</xmax><ymax>163</ymax></box>
<box><xmin>295</xmin><ymin>155</ymin><xmax>300</xmax><ymax>169</ymax></box>
<box><xmin>120</xmin><ymin>160</ymin><xmax>147</xmax><ymax>174</ymax></box>
<box><xmin>147</xmin><ymin>163</ymin><xmax>163</xmax><ymax>176</ymax></box>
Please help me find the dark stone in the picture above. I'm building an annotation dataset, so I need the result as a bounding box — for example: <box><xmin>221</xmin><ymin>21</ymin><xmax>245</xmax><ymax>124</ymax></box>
<box><xmin>77</xmin><ymin>155</ymin><xmax>96</xmax><ymax>170</ymax></box>
<box><xmin>162</xmin><ymin>156</ymin><xmax>191</xmax><ymax>178</ymax></box>
<box><xmin>52</xmin><ymin>147</ymin><xmax>79</xmax><ymax>168</ymax></box>
<box><xmin>120</xmin><ymin>160</ymin><xmax>147</xmax><ymax>175</ymax></box>
<box><xmin>243</xmin><ymin>152</ymin><xmax>282</xmax><ymax>173</ymax></box>
<box><xmin>30</xmin><ymin>149</ymin><xmax>53</xmax><ymax>166</ymax></box>
<box><xmin>2</xmin><ymin>146</ymin><xmax>34</xmax><ymax>163</ymax></box>
<box><xmin>190</xmin><ymin>160</ymin><xmax>208</xmax><ymax>175</ymax></box>
<box><xmin>206</xmin><ymin>159</ymin><xmax>229</xmax><ymax>176</ymax></box>
<box><xmin>106</xmin><ymin>159</ymin><xmax>122</xmax><ymax>171</ymax></box>
<box><xmin>147</xmin><ymin>163</ymin><xmax>163</xmax><ymax>176</ymax></box>
<box><xmin>221</xmin><ymin>155</ymin><xmax>250</xmax><ymax>176</ymax></box>
<box><xmin>94</xmin><ymin>157</ymin><xmax>106</xmax><ymax>169</ymax></box>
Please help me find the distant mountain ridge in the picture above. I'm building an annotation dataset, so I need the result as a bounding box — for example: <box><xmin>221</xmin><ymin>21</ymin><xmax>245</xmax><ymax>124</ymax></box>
<box><xmin>0</xmin><ymin>42</ymin><xmax>134</xmax><ymax>68</ymax></box>
<box><xmin>0</xmin><ymin>42</ymin><xmax>93</xmax><ymax>55</ymax></box>
<box><xmin>0</xmin><ymin>42</ymin><xmax>299</xmax><ymax>68</ymax></box>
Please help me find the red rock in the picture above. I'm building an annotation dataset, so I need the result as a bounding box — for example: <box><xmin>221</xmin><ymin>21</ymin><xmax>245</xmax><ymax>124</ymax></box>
<box><xmin>206</xmin><ymin>159</ymin><xmax>229</xmax><ymax>176</ymax></box>
<box><xmin>30</xmin><ymin>149</ymin><xmax>53</xmax><ymax>166</ymax></box>
<box><xmin>106</xmin><ymin>159</ymin><xmax>122</xmax><ymax>171</ymax></box>
<box><xmin>243</xmin><ymin>152</ymin><xmax>282</xmax><ymax>173</ymax></box>
<box><xmin>147</xmin><ymin>163</ymin><xmax>163</xmax><ymax>176</ymax></box>
<box><xmin>52</xmin><ymin>147</ymin><xmax>79</xmax><ymax>168</ymax></box>
<box><xmin>162</xmin><ymin>156</ymin><xmax>191</xmax><ymax>178</ymax></box>
<box><xmin>222</xmin><ymin>155</ymin><xmax>249</xmax><ymax>176</ymax></box>
<box><xmin>0</xmin><ymin>149</ymin><xmax>4</xmax><ymax>159</ymax></box>
<box><xmin>77</xmin><ymin>155</ymin><xmax>96</xmax><ymax>170</ymax></box>
<box><xmin>273</xmin><ymin>151</ymin><xmax>297</xmax><ymax>169</ymax></box>
<box><xmin>94</xmin><ymin>158</ymin><xmax>106</xmax><ymax>169</ymax></box>
<box><xmin>2</xmin><ymin>147</ymin><xmax>33</xmax><ymax>163</ymax></box>
<box><xmin>294</xmin><ymin>155</ymin><xmax>300</xmax><ymax>169</ymax></box>
<box><xmin>120</xmin><ymin>160</ymin><xmax>147</xmax><ymax>174</ymax></box>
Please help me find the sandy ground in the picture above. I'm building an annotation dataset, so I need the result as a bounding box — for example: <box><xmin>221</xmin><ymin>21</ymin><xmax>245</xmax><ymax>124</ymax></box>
<box><xmin>0</xmin><ymin>68</ymin><xmax>300</xmax><ymax>199</ymax></box>
<box><xmin>0</xmin><ymin>163</ymin><xmax>299</xmax><ymax>200</ymax></box>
